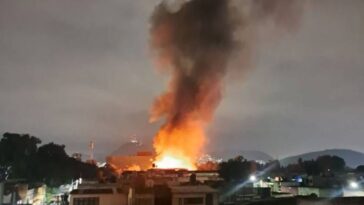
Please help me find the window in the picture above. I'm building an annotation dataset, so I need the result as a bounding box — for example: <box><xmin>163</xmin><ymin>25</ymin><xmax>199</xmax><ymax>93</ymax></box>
<box><xmin>184</xmin><ymin>197</ymin><xmax>203</xmax><ymax>205</ymax></box>
<box><xmin>73</xmin><ymin>197</ymin><xmax>99</xmax><ymax>205</ymax></box>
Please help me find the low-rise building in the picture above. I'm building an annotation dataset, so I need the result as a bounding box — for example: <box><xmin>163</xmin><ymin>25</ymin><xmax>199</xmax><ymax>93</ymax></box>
<box><xmin>70</xmin><ymin>183</ymin><xmax>127</xmax><ymax>205</ymax></box>
<box><xmin>280</xmin><ymin>186</ymin><xmax>343</xmax><ymax>198</ymax></box>
<box><xmin>170</xmin><ymin>185</ymin><xmax>218</xmax><ymax>205</ymax></box>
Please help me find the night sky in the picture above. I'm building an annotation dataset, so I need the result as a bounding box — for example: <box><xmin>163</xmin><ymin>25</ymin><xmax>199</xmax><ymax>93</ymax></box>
<box><xmin>0</xmin><ymin>0</ymin><xmax>363</xmax><ymax>160</ymax></box>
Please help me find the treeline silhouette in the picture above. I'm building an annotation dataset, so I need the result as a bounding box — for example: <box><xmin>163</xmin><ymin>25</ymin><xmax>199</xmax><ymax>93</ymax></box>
<box><xmin>217</xmin><ymin>154</ymin><xmax>358</xmax><ymax>182</ymax></box>
<box><xmin>0</xmin><ymin>132</ymin><xmax>97</xmax><ymax>187</ymax></box>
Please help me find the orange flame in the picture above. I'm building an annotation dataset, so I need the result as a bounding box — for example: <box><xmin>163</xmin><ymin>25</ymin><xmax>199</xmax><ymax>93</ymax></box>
<box><xmin>126</xmin><ymin>164</ymin><xmax>141</xmax><ymax>171</ymax></box>
<box><xmin>153</xmin><ymin>120</ymin><xmax>205</xmax><ymax>170</ymax></box>
<box><xmin>149</xmin><ymin>0</ymin><xmax>233</xmax><ymax>171</ymax></box>
<box><xmin>148</xmin><ymin>0</ymin><xmax>305</xmax><ymax>171</ymax></box>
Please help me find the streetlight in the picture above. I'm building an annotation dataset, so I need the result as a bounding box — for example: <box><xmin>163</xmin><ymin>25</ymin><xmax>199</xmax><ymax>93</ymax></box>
<box><xmin>249</xmin><ymin>175</ymin><xmax>257</xmax><ymax>182</ymax></box>
<box><xmin>349</xmin><ymin>181</ymin><xmax>359</xmax><ymax>189</ymax></box>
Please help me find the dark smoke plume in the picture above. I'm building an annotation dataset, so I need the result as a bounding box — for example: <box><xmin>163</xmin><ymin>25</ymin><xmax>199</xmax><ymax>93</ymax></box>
<box><xmin>149</xmin><ymin>0</ymin><xmax>305</xmax><ymax>165</ymax></box>
<box><xmin>150</xmin><ymin>0</ymin><xmax>238</xmax><ymax>127</ymax></box>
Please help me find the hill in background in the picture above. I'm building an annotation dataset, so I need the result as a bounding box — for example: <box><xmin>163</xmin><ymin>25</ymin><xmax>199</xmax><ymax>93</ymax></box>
<box><xmin>279</xmin><ymin>149</ymin><xmax>364</xmax><ymax>168</ymax></box>
<box><xmin>210</xmin><ymin>150</ymin><xmax>274</xmax><ymax>163</ymax></box>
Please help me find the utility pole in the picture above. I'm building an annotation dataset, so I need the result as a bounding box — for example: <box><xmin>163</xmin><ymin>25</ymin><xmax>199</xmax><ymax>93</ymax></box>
<box><xmin>89</xmin><ymin>140</ymin><xmax>95</xmax><ymax>161</ymax></box>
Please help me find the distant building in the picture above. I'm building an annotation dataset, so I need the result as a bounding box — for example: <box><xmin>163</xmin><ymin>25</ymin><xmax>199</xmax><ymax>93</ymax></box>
<box><xmin>170</xmin><ymin>185</ymin><xmax>218</xmax><ymax>205</ymax></box>
<box><xmin>107</xmin><ymin>139</ymin><xmax>154</xmax><ymax>172</ymax></box>
<box><xmin>70</xmin><ymin>179</ymin><xmax>219</xmax><ymax>205</ymax></box>
<box><xmin>221</xmin><ymin>186</ymin><xmax>272</xmax><ymax>204</ymax></box>
<box><xmin>70</xmin><ymin>183</ymin><xmax>127</xmax><ymax>205</ymax></box>
<box><xmin>279</xmin><ymin>186</ymin><xmax>343</xmax><ymax>198</ymax></box>
<box><xmin>121</xmin><ymin>169</ymin><xmax>221</xmax><ymax>186</ymax></box>
<box><xmin>69</xmin><ymin>168</ymin><xmax>221</xmax><ymax>205</ymax></box>
<box><xmin>126</xmin><ymin>184</ymin><xmax>219</xmax><ymax>205</ymax></box>
<box><xmin>1</xmin><ymin>183</ymin><xmax>46</xmax><ymax>205</ymax></box>
<box><xmin>128</xmin><ymin>186</ymin><xmax>154</xmax><ymax>205</ymax></box>
<box><xmin>107</xmin><ymin>152</ymin><xmax>154</xmax><ymax>172</ymax></box>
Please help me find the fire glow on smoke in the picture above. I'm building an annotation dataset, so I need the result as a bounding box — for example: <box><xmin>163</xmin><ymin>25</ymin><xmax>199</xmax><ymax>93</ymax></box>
<box><xmin>149</xmin><ymin>0</ymin><xmax>237</xmax><ymax>170</ymax></box>
<box><xmin>153</xmin><ymin>121</ymin><xmax>205</xmax><ymax>170</ymax></box>
<box><xmin>149</xmin><ymin>0</ymin><xmax>304</xmax><ymax>170</ymax></box>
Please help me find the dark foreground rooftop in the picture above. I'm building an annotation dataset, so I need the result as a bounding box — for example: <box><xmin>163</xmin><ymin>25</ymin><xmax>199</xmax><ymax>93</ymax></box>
<box><xmin>247</xmin><ymin>197</ymin><xmax>364</xmax><ymax>205</ymax></box>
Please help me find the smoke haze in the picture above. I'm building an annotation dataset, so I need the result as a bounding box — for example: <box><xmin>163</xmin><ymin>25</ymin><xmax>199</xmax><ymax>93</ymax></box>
<box><xmin>149</xmin><ymin>0</ymin><xmax>306</xmax><ymax>168</ymax></box>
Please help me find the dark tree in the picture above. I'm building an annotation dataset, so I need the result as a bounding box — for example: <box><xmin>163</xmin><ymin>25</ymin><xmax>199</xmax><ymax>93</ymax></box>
<box><xmin>0</xmin><ymin>133</ymin><xmax>41</xmax><ymax>179</ymax></box>
<box><xmin>281</xmin><ymin>155</ymin><xmax>346</xmax><ymax>176</ymax></box>
<box><xmin>36</xmin><ymin>143</ymin><xmax>98</xmax><ymax>187</ymax></box>
<box><xmin>36</xmin><ymin>143</ymin><xmax>73</xmax><ymax>186</ymax></box>
<box><xmin>302</xmin><ymin>159</ymin><xmax>320</xmax><ymax>175</ymax></box>
<box><xmin>264</xmin><ymin>160</ymin><xmax>281</xmax><ymax>174</ymax></box>
<box><xmin>356</xmin><ymin>165</ymin><xmax>364</xmax><ymax>172</ymax></box>
<box><xmin>0</xmin><ymin>133</ymin><xmax>97</xmax><ymax>187</ymax></box>
<box><xmin>316</xmin><ymin>155</ymin><xmax>345</xmax><ymax>173</ymax></box>
<box><xmin>218</xmin><ymin>156</ymin><xmax>258</xmax><ymax>182</ymax></box>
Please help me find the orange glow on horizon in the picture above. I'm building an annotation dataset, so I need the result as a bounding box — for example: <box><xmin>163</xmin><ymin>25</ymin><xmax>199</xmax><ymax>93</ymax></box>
<box><xmin>152</xmin><ymin>120</ymin><xmax>205</xmax><ymax>170</ymax></box>
<box><xmin>154</xmin><ymin>155</ymin><xmax>195</xmax><ymax>170</ymax></box>
<box><xmin>126</xmin><ymin>164</ymin><xmax>141</xmax><ymax>171</ymax></box>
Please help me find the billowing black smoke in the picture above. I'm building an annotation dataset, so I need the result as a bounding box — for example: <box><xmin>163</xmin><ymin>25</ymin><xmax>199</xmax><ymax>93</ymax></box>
<box><xmin>150</xmin><ymin>0</ymin><xmax>238</xmax><ymax>128</ymax></box>
<box><xmin>149</xmin><ymin>0</ymin><xmax>305</xmax><ymax>168</ymax></box>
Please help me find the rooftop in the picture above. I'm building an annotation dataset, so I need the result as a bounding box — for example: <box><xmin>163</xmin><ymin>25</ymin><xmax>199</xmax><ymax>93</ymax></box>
<box><xmin>169</xmin><ymin>185</ymin><xmax>217</xmax><ymax>194</ymax></box>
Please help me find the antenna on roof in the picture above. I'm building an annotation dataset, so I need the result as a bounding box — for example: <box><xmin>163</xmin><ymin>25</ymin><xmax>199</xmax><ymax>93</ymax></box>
<box><xmin>89</xmin><ymin>140</ymin><xmax>95</xmax><ymax>161</ymax></box>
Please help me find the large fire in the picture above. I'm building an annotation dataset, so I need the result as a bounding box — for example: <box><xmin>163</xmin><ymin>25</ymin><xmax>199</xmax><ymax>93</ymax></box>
<box><xmin>153</xmin><ymin>120</ymin><xmax>205</xmax><ymax>170</ymax></box>
<box><xmin>149</xmin><ymin>0</ymin><xmax>236</xmax><ymax>170</ymax></box>
<box><xmin>155</xmin><ymin>156</ymin><xmax>194</xmax><ymax>170</ymax></box>
<box><xmin>148</xmin><ymin>0</ymin><xmax>304</xmax><ymax>170</ymax></box>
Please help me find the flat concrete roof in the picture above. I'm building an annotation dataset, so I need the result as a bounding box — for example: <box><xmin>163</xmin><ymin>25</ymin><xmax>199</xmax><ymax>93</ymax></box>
<box><xmin>169</xmin><ymin>185</ymin><xmax>217</xmax><ymax>194</ymax></box>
